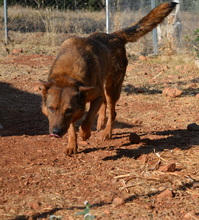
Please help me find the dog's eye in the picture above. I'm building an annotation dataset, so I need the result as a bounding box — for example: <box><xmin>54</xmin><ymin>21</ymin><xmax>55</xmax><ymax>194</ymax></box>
<box><xmin>65</xmin><ymin>108</ymin><xmax>73</xmax><ymax>114</ymax></box>
<box><xmin>48</xmin><ymin>106</ymin><xmax>55</xmax><ymax>113</ymax></box>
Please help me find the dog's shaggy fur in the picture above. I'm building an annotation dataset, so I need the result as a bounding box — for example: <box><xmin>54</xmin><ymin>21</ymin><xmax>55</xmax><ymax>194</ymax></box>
<box><xmin>41</xmin><ymin>1</ymin><xmax>178</xmax><ymax>155</ymax></box>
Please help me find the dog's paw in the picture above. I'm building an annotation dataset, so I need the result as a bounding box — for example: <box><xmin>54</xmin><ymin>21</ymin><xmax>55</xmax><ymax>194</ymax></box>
<box><xmin>79</xmin><ymin>127</ymin><xmax>91</xmax><ymax>141</ymax></box>
<box><xmin>64</xmin><ymin>144</ymin><xmax>77</xmax><ymax>156</ymax></box>
<box><xmin>101</xmin><ymin>131</ymin><xmax>112</xmax><ymax>140</ymax></box>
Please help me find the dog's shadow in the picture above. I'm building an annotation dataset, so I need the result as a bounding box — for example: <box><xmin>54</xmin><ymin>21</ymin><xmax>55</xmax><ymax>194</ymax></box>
<box><xmin>0</xmin><ymin>82</ymin><xmax>48</xmax><ymax>136</ymax></box>
<box><xmin>80</xmin><ymin>126</ymin><xmax>198</xmax><ymax>159</ymax></box>
<box><xmin>102</xmin><ymin>128</ymin><xmax>199</xmax><ymax>161</ymax></box>
<box><xmin>0</xmin><ymin>82</ymin><xmax>134</xmax><ymax>137</ymax></box>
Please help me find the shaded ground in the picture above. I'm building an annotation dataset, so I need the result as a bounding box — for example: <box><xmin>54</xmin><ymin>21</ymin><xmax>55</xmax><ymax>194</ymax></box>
<box><xmin>0</xmin><ymin>52</ymin><xmax>199</xmax><ymax>220</ymax></box>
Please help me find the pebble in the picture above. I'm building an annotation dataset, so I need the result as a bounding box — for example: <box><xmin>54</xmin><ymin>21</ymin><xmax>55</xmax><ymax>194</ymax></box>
<box><xmin>129</xmin><ymin>132</ymin><xmax>140</xmax><ymax>144</ymax></box>
<box><xmin>158</xmin><ymin>163</ymin><xmax>176</xmax><ymax>172</ymax></box>
<box><xmin>112</xmin><ymin>197</ymin><xmax>125</xmax><ymax>207</ymax></box>
<box><xmin>162</xmin><ymin>87</ymin><xmax>182</xmax><ymax>98</ymax></box>
<box><xmin>29</xmin><ymin>201</ymin><xmax>41</xmax><ymax>210</ymax></box>
<box><xmin>157</xmin><ymin>189</ymin><xmax>173</xmax><ymax>199</ymax></box>
<box><xmin>187</xmin><ymin>123</ymin><xmax>199</xmax><ymax>131</ymax></box>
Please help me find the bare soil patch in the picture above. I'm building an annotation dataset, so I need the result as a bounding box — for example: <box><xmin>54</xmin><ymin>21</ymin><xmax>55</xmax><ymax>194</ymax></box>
<box><xmin>0</xmin><ymin>53</ymin><xmax>199</xmax><ymax>220</ymax></box>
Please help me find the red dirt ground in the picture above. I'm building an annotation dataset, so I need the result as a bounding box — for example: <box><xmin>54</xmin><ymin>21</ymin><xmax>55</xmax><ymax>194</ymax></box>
<box><xmin>0</xmin><ymin>52</ymin><xmax>199</xmax><ymax>220</ymax></box>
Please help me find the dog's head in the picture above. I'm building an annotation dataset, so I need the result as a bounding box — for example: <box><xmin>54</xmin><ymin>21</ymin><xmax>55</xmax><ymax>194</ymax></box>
<box><xmin>40</xmin><ymin>80</ymin><xmax>93</xmax><ymax>137</ymax></box>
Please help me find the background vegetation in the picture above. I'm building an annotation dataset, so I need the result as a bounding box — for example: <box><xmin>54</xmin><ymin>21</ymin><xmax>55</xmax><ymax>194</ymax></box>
<box><xmin>1</xmin><ymin>0</ymin><xmax>199</xmax><ymax>11</ymax></box>
<box><xmin>0</xmin><ymin>0</ymin><xmax>198</xmax><ymax>56</ymax></box>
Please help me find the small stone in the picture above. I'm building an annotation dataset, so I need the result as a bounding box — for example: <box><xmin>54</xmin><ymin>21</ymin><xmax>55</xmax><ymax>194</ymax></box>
<box><xmin>157</xmin><ymin>189</ymin><xmax>173</xmax><ymax>199</ymax></box>
<box><xmin>158</xmin><ymin>163</ymin><xmax>176</xmax><ymax>172</ymax></box>
<box><xmin>187</xmin><ymin>123</ymin><xmax>199</xmax><ymax>131</ymax></box>
<box><xmin>29</xmin><ymin>201</ymin><xmax>41</xmax><ymax>210</ymax></box>
<box><xmin>139</xmin><ymin>55</ymin><xmax>147</xmax><ymax>61</ymax></box>
<box><xmin>12</xmin><ymin>48</ymin><xmax>23</xmax><ymax>55</ymax></box>
<box><xmin>112</xmin><ymin>197</ymin><xmax>125</xmax><ymax>207</ymax></box>
<box><xmin>162</xmin><ymin>87</ymin><xmax>182</xmax><ymax>98</ymax></box>
<box><xmin>129</xmin><ymin>132</ymin><xmax>140</xmax><ymax>144</ymax></box>
<box><xmin>103</xmin><ymin>209</ymin><xmax>111</xmax><ymax>215</ymax></box>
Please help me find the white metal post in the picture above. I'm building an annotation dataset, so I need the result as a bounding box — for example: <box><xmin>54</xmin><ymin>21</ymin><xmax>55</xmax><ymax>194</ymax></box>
<box><xmin>151</xmin><ymin>0</ymin><xmax>158</xmax><ymax>54</ymax></box>
<box><xmin>4</xmin><ymin>0</ymin><xmax>8</xmax><ymax>44</ymax></box>
<box><xmin>106</xmin><ymin>0</ymin><xmax>110</xmax><ymax>33</ymax></box>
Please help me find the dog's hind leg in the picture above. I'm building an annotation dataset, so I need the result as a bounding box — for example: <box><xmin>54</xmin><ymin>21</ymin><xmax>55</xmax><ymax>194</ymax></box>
<box><xmin>102</xmin><ymin>86</ymin><xmax>121</xmax><ymax>140</ymax></box>
<box><xmin>65</xmin><ymin>123</ymin><xmax>77</xmax><ymax>155</ymax></box>
<box><xmin>97</xmin><ymin>101</ymin><xmax>107</xmax><ymax>131</ymax></box>
<box><xmin>102</xmin><ymin>73</ymin><xmax>125</xmax><ymax>140</ymax></box>
<box><xmin>80</xmin><ymin>95</ymin><xmax>104</xmax><ymax>141</ymax></box>
<box><xmin>101</xmin><ymin>97</ymin><xmax>117</xmax><ymax>140</ymax></box>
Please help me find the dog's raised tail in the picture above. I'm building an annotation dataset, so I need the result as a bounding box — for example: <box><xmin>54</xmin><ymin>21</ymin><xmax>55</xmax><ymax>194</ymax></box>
<box><xmin>113</xmin><ymin>1</ymin><xmax>179</xmax><ymax>44</ymax></box>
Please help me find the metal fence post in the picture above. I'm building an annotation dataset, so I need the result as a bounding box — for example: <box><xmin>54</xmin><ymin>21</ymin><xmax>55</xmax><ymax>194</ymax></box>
<box><xmin>106</xmin><ymin>0</ymin><xmax>110</xmax><ymax>33</ymax></box>
<box><xmin>4</xmin><ymin>0</ymin><xmax>8</xmax><ymax>44</ymax></box>
<box><xmin>151</xmin><ymin>0</ymin><xmax>158</xmax><ymax>54</ymax></box>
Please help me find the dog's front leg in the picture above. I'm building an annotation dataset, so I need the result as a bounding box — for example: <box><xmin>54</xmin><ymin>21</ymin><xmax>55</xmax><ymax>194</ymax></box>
<box><xmin>80</xmin><ymin>96</ymin><xmax>104</xmax><ymax>141</ymax></box>
<box><xmin>65</xmin><ymin>123</ymin><xmax>77</xmax><ymax>155</ymax></box>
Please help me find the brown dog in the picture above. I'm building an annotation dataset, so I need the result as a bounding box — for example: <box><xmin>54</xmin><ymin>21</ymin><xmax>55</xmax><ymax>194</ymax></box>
<box><xmin>41</xmin><ymin>1</ymin><xmax>178</xmax><ymax>155</ymax></box>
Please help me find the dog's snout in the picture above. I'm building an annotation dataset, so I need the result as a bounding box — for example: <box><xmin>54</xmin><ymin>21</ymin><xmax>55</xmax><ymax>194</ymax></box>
<box><xmin>53</xmin><ymin>128</ymin><xmax>61</xmax><ymax>136</ymax></box>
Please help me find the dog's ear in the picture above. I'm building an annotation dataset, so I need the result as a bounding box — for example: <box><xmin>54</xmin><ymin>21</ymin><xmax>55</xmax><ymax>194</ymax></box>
<box><xmin>39</xmin><ymin>80</ymin><xmax>52</xmax><ymax>97</ymax></box>
<box><xmin>39</xmin><ymin>80</ymin><xmax>52</xmax><ymax>89</ymax></box>
<box><xmin>39</xmin><ymin>80</ymin><xmax>52</xmax><ymax>110</ymax></box>
<box><xmin>39</xmin><ymin>80</ymin><xmax>52</xmax><ymax>116</ymax></box>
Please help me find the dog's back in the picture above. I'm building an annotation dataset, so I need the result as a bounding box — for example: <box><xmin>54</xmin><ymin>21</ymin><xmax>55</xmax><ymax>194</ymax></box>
<box><xmin>49</xmin><ymin>37</ymin><xmax>111</xmax><ymax>89</ymax></box>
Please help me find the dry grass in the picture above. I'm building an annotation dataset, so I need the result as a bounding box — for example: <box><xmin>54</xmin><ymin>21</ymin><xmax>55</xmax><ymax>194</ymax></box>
<box><xmin>0</xmin><ymin>5</ymin><xmax>105</xmax><ymax>53</ymax></box>
<box><xmin>0</xmin><ymin>5</ymin><xmax>199</xmax><ymax>56</ymax></box>
<box><xmin>3</xmin><ymin>5</ymin><xmax>105</xmax><ymax>34</ymax></box>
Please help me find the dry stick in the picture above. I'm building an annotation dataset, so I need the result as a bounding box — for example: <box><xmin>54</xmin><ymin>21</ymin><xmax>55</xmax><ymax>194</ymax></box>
<box><xmin>114</xmin><ymin>173</ymin><xmax>133</xmax><ymax>179</ymax></box>
<box><xmin>153</xmin><ymin>149</ymin><xmax>167</xmax><ymax>161</ymax></box>
<box><xmin>120</xmin><ymin>182</ymin><xmax>143</xmax><ymax>191</ymax></box>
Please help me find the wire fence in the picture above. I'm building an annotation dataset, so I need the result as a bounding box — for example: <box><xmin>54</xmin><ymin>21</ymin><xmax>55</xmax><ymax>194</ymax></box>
<box><xmin>0</xmin><ymin>0</ymin><xmax>199</xmax><ymax>55</ymax></box>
